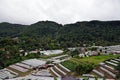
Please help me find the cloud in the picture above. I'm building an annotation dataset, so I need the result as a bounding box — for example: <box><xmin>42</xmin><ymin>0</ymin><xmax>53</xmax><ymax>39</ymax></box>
<box><xmin>0</xmin><ymin>0</ymin><xmax>120</xmax><ymax>24</ymax></box>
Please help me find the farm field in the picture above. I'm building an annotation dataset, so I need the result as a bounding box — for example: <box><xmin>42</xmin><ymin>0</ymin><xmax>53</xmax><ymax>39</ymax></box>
<box><xmin>61</xmin><ymin>54</ymin><xmax>120</xmax><ymax>75</ymax></box>
<box><xmin>79</xmin><ymin>54</ymin><xmax>120</xmax><ymax>65</ymax></box>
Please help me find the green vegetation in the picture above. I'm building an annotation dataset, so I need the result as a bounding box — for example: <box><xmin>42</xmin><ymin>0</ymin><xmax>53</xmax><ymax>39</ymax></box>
<box><xmin>115</xmin><ymin>63</ymin><xmax>120</xmax><ymax>72</ymax></box>
<box><xmin>0</xmin><ymin>21</ymin><xmax>120</xmax><ymax>48</ymax></box>
<box><xmin>79</xmin><ymin>55</ymin><xmax>120</xmax><ymax>65</ymax></box>
<box><xmin>54</xmin><ymin>77</ymin><xmax>58</xmax><ymax>80</ymax></box>
<box><xmin>61</xmin><ymin>55</ymin><xmax>120</xmax><ymax>75</ymax></box>
<box><xmin>61</xmin><ymin>60</ymin><xmax>95</xmax><ymax>75</ymax></box>
<box><xmin>68</xmin><ymin>50</ymin><xmax>79</xmax><ymax>58</ymax></box>
<box><xmin>0</xmin><ymin>52</ymin><xmax>39</xmax><ymax>69</ymax></box>
<box><xmin>61</xmin><ymin>60</ymin><xmax>77</xmax><ymax>72</ymax></box>
<box><xmin>115</xmin><ymin>63</ymin><xmax>120</xmax><ymax>79</ymax></box>
<box><xmin>0</xmin><ymin>20</ymin><xmax>120</xmax><ymax>69</ymax></box>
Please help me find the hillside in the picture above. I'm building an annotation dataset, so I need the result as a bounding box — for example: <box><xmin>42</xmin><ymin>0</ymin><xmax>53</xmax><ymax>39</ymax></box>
<box><xmin>22</xmin><ymin>21</ymin><xmax>62</xmax><ymax>37</ymax></box>
<box><xmin>0</xmin><ymin>22</ymin><xmax>27</xmax><ymax>37</ymax></box>
<box><xmin>57</xmin><ymin>21</ymin><xmax>120</xmax><ymax>46</ymax></box>
<box><xmin>0</xmin><ymin>20</ymin><xmax>120</xmax><ymax>47</ymax></box>
<box><xmin>0</xmin><ymin>20</ymin><xmax>120</xmax><ymax>69</ymax></box>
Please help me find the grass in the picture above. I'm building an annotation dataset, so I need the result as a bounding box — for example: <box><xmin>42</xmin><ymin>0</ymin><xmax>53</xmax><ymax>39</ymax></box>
<box><xmin>61</xmin><ymin>60</ymin><xmax>77</xmax><ymax>72</ymax></box>
<box><xmin>78</xmin><ymin>54</ymin><xmax>120</xmax><ymax>65</ymax></box>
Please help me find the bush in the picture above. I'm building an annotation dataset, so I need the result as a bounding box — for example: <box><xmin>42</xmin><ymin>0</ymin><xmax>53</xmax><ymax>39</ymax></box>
<box><xmin>115</xmin><ymin>63</ymin><xmax>120</xmax><ymax>79</ymax></box>
<box><xmin>75</xmin><ymin>62</ymin><xmax>94</xmax><ymax>75</ymax></box>
<box><xmin>61</xmin><ymin>60</ymin><xmax>77</xmax><ymax>71</ymax></box>
<box><xmin>61</xmin><ymin>60</ymin><xmax>95</xmax><ymax>75</ymax></box>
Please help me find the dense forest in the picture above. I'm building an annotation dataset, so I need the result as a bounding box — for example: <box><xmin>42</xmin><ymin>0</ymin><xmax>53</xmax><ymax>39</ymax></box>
<box><xmin>0</xmin><ymin>20</ymin><xmax>120</xmax><ymax>48</ymax></box>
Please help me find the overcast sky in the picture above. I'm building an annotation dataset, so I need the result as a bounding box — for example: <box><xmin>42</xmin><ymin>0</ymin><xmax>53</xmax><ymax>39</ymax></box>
<box><xmin>0</xmin><ymin>0</ymin><xmax>120</xmax><ymax>25</ymax></box>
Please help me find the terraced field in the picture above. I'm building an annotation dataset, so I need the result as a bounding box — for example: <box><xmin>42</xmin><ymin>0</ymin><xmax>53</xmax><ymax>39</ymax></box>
<box><xmin>61</xmin><ymin>54</ymin><xmax>120</xmax><ymax>77</ymax></box>
<box><xmin>78</xmin><ymin>55</ymin><xmax>120</xmax><ymax>65</ymax></box>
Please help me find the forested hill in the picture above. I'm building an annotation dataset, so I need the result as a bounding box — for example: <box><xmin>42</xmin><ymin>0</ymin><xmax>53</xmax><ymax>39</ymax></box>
<box><xmin>0</xmin><ymin>20</ymin><xmax>120</xmax><ymax>46</ymax></box>
<box><xmin>57</xmin><ymin>21</ymin><xmax>120</xmax><ymax>46</ymax></box>
<box><xmin>0</xmin><ymin>22</ymin><xmax>27</xmax><ymax>37</ymax></box>
<box><xmin>22</xmin><ymin>21</ymin><xmax>62</xmax><ymax>37</ymax></box>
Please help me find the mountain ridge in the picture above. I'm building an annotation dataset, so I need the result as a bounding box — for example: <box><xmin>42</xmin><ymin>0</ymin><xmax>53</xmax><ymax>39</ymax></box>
<box><xmin>0</xmin><ymin>20</ymin><xmax>120</xmax><ymax>46</ymax></box>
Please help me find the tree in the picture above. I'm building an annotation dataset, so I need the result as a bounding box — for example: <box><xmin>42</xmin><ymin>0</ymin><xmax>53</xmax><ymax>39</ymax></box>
<box><xmin>75</xmin><ymin>62</ymin><xmax>94</xmax><ymax>75</ymax></box>
<box><xmin>69</xmin><ymin>50</ymin><xmax>79</xmax><ymax>57</ymax></box>
<box><xmin>115</xmin><ymin>63</ymin><xmax>120</xmax><ymax>79</ymax></box>
<box><xmin>54</xmin><ymin>77</ymin><xmax>57</xmax><ymax>80</ymax></box>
